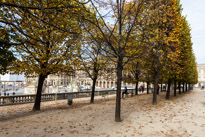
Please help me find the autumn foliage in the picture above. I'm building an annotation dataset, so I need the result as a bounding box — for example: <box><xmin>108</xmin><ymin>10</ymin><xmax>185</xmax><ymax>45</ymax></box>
<box><xmin>0</xmin><ymin>0</ymin><xmax>197</xmax><ymax>121</ymax></box>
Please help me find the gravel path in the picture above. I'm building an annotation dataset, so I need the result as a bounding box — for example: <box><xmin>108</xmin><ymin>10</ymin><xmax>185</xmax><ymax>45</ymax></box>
<box><xmin>0</xmin><ymin>89</ymin><xmax>205</xmax><ymax>137</ymax></box>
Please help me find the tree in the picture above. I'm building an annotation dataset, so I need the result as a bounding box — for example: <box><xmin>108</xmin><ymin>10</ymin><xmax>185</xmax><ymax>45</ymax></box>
<box><xmin>0</xmin><ymin>0</ymin><xmax>82</xmax><ymax>110</ymax></box>
<box><xmin>123</xmin><ymin>60</ymin><xmax>143</xmax><ymax>95</ymax></box>
<box><xmin>79</xmin><ymin>28</ymin><xmax>109</xmax><ymax>103</ymax></box>
<box><xmin>80</xmin><ymin>0</ymin><xmax>146</xmax><ymax>122</ymax></box>
<box><xmin>140</xmin><ymin>0</ymin><xmax>169</xmax><ymax>104</ymax></box>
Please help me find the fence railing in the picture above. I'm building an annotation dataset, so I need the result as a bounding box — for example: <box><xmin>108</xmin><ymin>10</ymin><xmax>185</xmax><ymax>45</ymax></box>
<box><xmin>0</xmin><ymin>89</ymin><xmax>135</xmax><ymax>106</ymax></box>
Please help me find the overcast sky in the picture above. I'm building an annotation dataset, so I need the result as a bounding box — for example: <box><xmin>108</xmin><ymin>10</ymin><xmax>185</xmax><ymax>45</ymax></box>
<box><xmin>180</xmin><ymin>0</ymin><xmax>205</xmax><ymax>64</ymax></box>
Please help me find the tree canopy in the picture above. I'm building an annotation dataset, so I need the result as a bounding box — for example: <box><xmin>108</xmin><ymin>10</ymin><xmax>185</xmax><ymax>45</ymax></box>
<box><xmin>0</xmin><ymin>0</ymin><xmax>197</xmax><ymax>121</ymax></box>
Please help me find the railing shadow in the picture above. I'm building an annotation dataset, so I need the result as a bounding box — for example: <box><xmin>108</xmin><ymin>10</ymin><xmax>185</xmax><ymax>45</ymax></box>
<box><xmin>0</xmin><ymin>93</ymin><xmax>117</xmax><ymax>122</ymax></box>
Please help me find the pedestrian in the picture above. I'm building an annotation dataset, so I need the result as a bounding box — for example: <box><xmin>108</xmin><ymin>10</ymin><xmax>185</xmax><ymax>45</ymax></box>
<box><xmin>122</xmin><ymin>86</ymin><xmax>128</xmax><ymax>98</ymax></box>
<box><xmin>139</xmin><ymin>86</ymin><xmax>142</xmax><ymax>93</ymax></box>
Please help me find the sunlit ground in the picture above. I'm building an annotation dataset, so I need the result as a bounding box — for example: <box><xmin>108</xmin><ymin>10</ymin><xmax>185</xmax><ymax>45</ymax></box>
<box><xmin>0</xmin><ymin>88</ymin><xmax>205</xmax><ymax>137</ymax></box>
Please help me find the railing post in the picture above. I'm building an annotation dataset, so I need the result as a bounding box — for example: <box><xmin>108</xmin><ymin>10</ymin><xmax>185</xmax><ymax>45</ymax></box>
<box><xmin>67</xmin><ymin>93</ymin><xmax>73</xmax><ymax>105</ymax></box>
<box><xmin>5</xmin><ymin>97</ymin><xmax>13</xmax><ymax>104</ymax></box>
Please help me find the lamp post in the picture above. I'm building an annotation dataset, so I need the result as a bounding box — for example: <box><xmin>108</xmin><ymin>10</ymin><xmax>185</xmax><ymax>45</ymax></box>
<box><xmin>70</xmin><ymin>75</ymin><xmax>73</xmax><ymax>92</ymax></box>
<box><xmin>0</xmin><ymin>81</ymin><xmax>1</xmax><ymax>95</ymax></box>
<box><xmin>57</xmin><ymin>74</ymin><xmax>59</xmax><ymax>93</ymax></box>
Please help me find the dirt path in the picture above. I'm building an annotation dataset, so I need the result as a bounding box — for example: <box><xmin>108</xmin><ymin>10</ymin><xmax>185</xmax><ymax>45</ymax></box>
<box><xmin>0</xmin><ymin>89</ymin><xmax>205</xmax><ymax>137</ymax></box>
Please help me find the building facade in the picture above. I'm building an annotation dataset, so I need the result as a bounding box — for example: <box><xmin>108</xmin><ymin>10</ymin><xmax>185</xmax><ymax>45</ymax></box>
<box><xmin>195</xmin><ymin>64</ymin><xmax>205</xmax><ymax>88</ymax></box>
<box><xmin>76</xmin><ymin>69</ymin><xmax>118</xmax><ymax>88</ymax></box>
<box><xmin>27</xmin><ymin>73</ymin><xmax>71</xmax><ymax>86</ymax></box>
<box><xmin>26</xmin><ymin>69</ymin><xmax>133</xmax><ymax>89</ymax></box>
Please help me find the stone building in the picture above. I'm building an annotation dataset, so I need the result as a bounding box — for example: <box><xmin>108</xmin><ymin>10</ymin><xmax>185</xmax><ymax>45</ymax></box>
<box><xmin>45</xmin><ymin>74</ymin><xmax>70</xmax><ymax>86</ymax></box>
<box><xmin>76</xmin><ymin>69</ymin><xmax>118</xmax><ymax>88</ymax></box>
<box><xmin>26</xmin><ymin>68</ymin><xmax>132</xmax><ymax>89</ymax></box>
<box><xmin>27</xmin><ymin>73</ymin><xmax>71</xmax><ymax>86</ymax></box>
<box><xmin>195</xmin><ymin>64</ymin><xmax>205</xmax><ymax>88</ymax></box>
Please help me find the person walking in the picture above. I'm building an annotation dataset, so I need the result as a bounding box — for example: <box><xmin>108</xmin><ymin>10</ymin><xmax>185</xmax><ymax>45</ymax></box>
<box><xmin>139</xmin><ymin>86</ymin><xmax>142</xmax><ymax>93</ymax></box>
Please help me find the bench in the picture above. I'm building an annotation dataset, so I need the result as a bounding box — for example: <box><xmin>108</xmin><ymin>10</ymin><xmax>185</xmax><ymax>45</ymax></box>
<box><xmin>122</xmin><ymin>90</ymin><xmax>134</xmax><ymax>98</ymax></box>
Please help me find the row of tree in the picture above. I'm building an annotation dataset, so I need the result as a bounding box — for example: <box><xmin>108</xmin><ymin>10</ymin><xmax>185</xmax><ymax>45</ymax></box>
<box><xmin>0</xmin><ymin>0</ymin><xmax>197</xmax><ymax>122</ymax></box>
<box><xmin>122</xmin><ymin>0</ymin><xmax>198</xmax><ymax>102</ymax></box>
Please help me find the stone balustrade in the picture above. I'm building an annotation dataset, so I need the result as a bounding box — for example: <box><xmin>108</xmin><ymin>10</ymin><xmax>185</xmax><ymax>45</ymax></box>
<box><xmin>0</xmin><ymin>89</ymin><xmax>134</xmax><ymax>106</ymax></box>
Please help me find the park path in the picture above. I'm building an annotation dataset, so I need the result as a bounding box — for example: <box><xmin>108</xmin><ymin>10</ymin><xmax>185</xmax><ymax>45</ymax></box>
<box><xmin>0</xmin><ymin>88</ymin><xmax>205</xmax><ymax>137</ymax></box>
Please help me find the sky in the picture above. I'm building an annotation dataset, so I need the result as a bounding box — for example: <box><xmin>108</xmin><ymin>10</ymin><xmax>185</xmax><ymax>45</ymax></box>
<box><xmin>180</xmin><ymin>0</ymin><xmax>205</xmax><ymax>64</ymax></box>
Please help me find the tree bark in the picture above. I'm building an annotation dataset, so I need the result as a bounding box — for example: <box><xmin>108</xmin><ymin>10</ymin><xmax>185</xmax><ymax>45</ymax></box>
<box><xmin>190</xmin><ymin>84</ymin><xmax>193</xmax><ymax>90</ymax></box>
<box><xmin>166</xmin><ymin>79</ymin><xmax>171</xmax><ymax>99</ymax></box>
<box><xmin>90</xmin><ymin>77</ymin><xmax>97</xmax><ymax>103</ymax></box>
<box><xmin>135</xmin><ymin>81</ymin><xmax>138</xmax><ymax>95</ymax></box>
<box><xmin>115</xmin><ymin>0</ymin><xmax>123</xmax><ymax>122</ymax></box>
<box><xmin>33</xmin><ymin>74</ymin><xmax>47</xmax><ymax>111</ymax></box>
<box><xmin>174</xmin><ymin>80</ymin><xmax>177</xmax><ymax>96</ymax></box>
<box><xmin>153</xmin><ymin>71</ymin><xmax>159</xmax><ymax>104</ymax></box>
<box><xmin>182</xmin><ymin>82</ymin><xmax>185</xmax><ymax>93</ymax></box>
<box><xmin>178</xmin><ymin>81</ymin><xmax>181</xmax><ymax>94</ymax></box>
<box><xmin>115</xmin><ymin>59</ymin><xmax>123</xmax><ymax>122</ymax></box>
<box><xmin>147</xmin><ymin>82</ymin><xmax>149</xmax><ymax>94</ymax></box>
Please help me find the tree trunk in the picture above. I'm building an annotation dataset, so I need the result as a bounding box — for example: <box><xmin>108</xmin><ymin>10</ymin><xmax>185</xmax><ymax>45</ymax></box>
<box><xmin>186</xmin><ymin>83</ymin><xmax>187</xmax><ymax>91</ymax></box>
<box><xmin>174</xmin><ymin>80</ymin><xmax>177</xmax><ymax>96</ymax></box>
<box><xmin>33</xmin><ymin>74</ymin><xmax>47</xmax><ymax>111</ymax></box>
<box><xmin>90</xmin><ymin>77</ymin><xmax>97</xmax><ymax>103</ymax></box>
<box><xmin>115</xmin><ymin>58</ymin><xmax>123</xmax><ymax>122</ymax></box>
<box><xmin>115</xmin><ymin>0</ymin><xmax>123</xmax><ymax>122</ymax></box>
<box><xmin>135</xmin><ymin>81</ymin><xmax>138</xmax><ymax>95</ymax></box>
<box><xmin>153</xmin><ymin>71</ymin><xmax>159</xmax><ymax>104</ymax></box>
<box><xmin>190</xmin><ymin>84</ymin><xmax>193</xmax><ymax>90</ymax></box>
<box><xmin>178</xmin><ymin>81</ymin><xmax>181</xmax><ymax>94</ymax></box>
<box><xmin>182</xmin><ymin>82</ymin><xmax>185</xmax><ymax>93</ymax></box>
<box><xmin>166</xmin><ymin>79</ymin><xmax>171</xmax><ymax>99</ymax></box>
<box><xmin>147</xmin><ymin>82</ymin><xmax>149</xmax><ymax>94</ymax></box>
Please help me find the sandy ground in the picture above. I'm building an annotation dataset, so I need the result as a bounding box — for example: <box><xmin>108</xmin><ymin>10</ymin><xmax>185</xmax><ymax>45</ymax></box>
<box><xmin>1</xmin><ymin>88</ymin><xmax>205</xmax><ymax>137</ymax></box>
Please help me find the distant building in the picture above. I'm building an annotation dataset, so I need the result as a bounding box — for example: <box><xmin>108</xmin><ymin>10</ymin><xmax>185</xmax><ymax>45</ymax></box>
<box><xmin>26</xmin><ymin>68</ymin><xmax>132</xmax><ymax>89</ymax></box>
<box><xmin>0</xmin><ymin>73</ymin><xmax>25</xmax><ymax>82</ymax></box>
<box><xmin>27</xmin><ymin>73</ymin><xmax>71</xmax><ymax>86</ymax></box>
<box><xmin>76</xmin><ymin>69</ymin><xmax>118</xmax><ymax>88</ymax></box>
<box><xmin>195</xmin><ymin>64</ymin><xmax>205</xmax><ymax>88</ymax></box>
